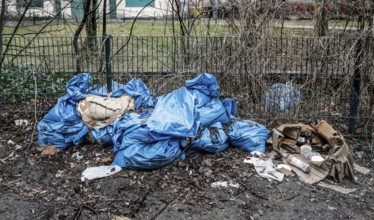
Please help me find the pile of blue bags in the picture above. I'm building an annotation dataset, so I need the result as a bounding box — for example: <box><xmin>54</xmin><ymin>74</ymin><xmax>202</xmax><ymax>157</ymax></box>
<box><xmin>38</xmin><ymin>73</ymin><xmax>270</xmax><ymax>170</ymax></box>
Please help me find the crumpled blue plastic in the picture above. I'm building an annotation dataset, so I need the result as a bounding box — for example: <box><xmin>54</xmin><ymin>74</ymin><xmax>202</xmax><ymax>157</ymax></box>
<box><xmin>38</xmin><ymin>72</ymin><xmax>271</xmax><ymax>170</ymax></box>
<box><xmin>186</xmin><ymin>73</ymin><xmax>219</xmax><ymax>98</ymax></box>
<box><xmin>262</xmin><ymin>83</ymin><xmax>301</xmax><ymax>112</ymax></box>
<box><xmin>221</xmin><ymin>98</ymin><xmax>237</xmax><ymax>118</ymax></box>
<box><xmin>147</xmin><ymin>87</ymin><xmax>200</xmax><ymax>138</ymax></box>
<box><xmin>37</xmin><ymin>73</ymin><xmax>91</xmax><ymax>149</ymax></box>
<box><xmin>190</xmin><ymin>122</ymin><xmax>229</xmax><ymax>153</ymax></box>
<box><xmin>197</xmin><ymin>98</ymin><xmax>229</xmax><ymax>127</ymax></box>
<box><xmin>87</xmin><ymin>79</ymin><xmax>154</xmax><ymax>109</ymax></box>
<box><xmin>228</xmin><ymin>120</ymin><xmax>270</xmax><ymax>153</ymax></box>
<box><xmin>112</xmin><ymin>140</ymin><xmax>185</xmax><ymax>170</ymax></box>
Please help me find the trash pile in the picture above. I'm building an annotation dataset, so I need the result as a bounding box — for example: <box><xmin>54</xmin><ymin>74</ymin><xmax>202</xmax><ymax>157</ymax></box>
<box><xmin>261</xmin><ymin>121</ymin><xmax>357</xmax><ymax>184</ymax></box>
<box><xmin>37</xmin><ymin>73</ymin><xmax>270</xmax><ymax>173</ymax></box>
<box><xmin>37</xmin><ymin>73</ymin><xmax>367</xmax><ymax>185</ymax></box>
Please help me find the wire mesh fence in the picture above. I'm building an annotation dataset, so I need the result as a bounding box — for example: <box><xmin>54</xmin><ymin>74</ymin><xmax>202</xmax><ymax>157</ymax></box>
<box><xmin>0</xmin><ymin>35</ymin><xmax>373</xmax><ymax>137</ymax></box>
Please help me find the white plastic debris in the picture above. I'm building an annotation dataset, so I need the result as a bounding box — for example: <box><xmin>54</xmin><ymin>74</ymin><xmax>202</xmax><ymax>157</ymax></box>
<box><xmin>15</xmin><ymin>145</ymin><xmax>22</xmax><ymax>150</ymax></box>
<box><xmin>328</xmin><ymin>206</ymin><xmax>337</xmax><ymax>211</ymax></box>
<box><xmin>81</xmin><ymin>165</ymin><xmax>122</xmax><ymax>181</ymax></box>
<box><xmin>15</xmin><ymin>119</ymin><xmax>29</xmax><ymax>126</ymax></box>
<box><xmin>311</xmin><ymin>155</ymin><xmax>324</xmax><ymax>163</ymax></box>
<box><xmin>211</xmin><ymin>181</ymin><xmax>240</xmax><ymax>188</ymax></box>
<box><xmin>71</xmin><ymin>152</ymin><xmax>84</xmax><ymax>161</ymax></box>
<box><xmin>277</xmin><ymin>164</ymin><xmax>292</xmax><ymax>172</ymax></box>
<box><xmin>7</xmin><ymin>140</ymin><xmax>15</xmax><ymax>145</ymax></box>
<box><xmin>244</xmin><ymin>157</ymin><xmax>284</xmax><ymax>182</ymax></box>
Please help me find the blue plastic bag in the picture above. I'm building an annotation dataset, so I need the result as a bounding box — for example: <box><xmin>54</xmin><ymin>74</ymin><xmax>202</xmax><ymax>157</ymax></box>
<box><xmin>87</xmin><ymin>79</ymin><xmax>154</xmax><ymax>109</ymax></box>
<box><xmin>262</xmin><ymin>83</ymin><xmax>301</xmax><ymax>112</ymax></box>
<box><xmin>221</xmin><ymin>98</ymin><xmax>237</xmax><ymax>118</ymax></box>
<box><xmin>190</xmin><ymin>122</ymin><xmax>229</xmax><ymax>153</ymax></box>
<box><xmin>148</xmin><ymin>87</ymin><xmax>200</xmax><ymax>138</ymax></box>
<box><xmin>112</xmin><ymin>140</ymin><xmax>185</xmax><ymax>170</ymax></box>
<box><xmin>228</xmin><ymin>120</ymin><xmax>270</xmax><ymax>153</ymax></box>
<box><xmin>185</xmin><ymin>73</ymin><xmax>219</xmax><ymax>98</ymax></box>
<box><xmin>197</xmin><ymin>98</ymin><xmax>229</xmax><ymax>127</ymax></box>
<box><xmin>37</xmin><ymin>73</ymin><xmax>91</xmax><ymax>149</ymax></box>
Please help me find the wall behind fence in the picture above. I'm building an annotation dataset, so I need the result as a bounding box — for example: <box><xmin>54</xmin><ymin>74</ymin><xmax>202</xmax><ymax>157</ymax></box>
<box><xmin>0</xmin><ymin>36</ymin><xmax>373</xmax><ymax>136</ymax></box>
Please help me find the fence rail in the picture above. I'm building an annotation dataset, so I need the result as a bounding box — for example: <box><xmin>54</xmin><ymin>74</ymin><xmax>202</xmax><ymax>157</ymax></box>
<box><xmin>1</xmin><ymin>36</ymin><xmax>373</xmax><ymax>136</ymax></box>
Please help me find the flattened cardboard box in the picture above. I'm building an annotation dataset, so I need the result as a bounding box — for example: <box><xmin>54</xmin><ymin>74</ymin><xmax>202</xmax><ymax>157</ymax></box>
<box><xmin>272</xmin><ymin>120</ymin><xmax>355</xmax><ymax>184</ymax></box>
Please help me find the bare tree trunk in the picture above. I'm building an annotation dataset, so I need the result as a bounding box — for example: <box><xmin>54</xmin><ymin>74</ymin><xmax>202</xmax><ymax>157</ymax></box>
<box><xmin>86</xmin><ymin>0</ymin><xmax>98</xmax><ymax>50</ymax></box>
<box><xmin>314</xmin><ymin>0</ymin><xmax>329</xmax><ymax>37</ymax></box>
<box><xmin>0</xmin><ymin>0</ymin><xmax>6</xmax><ymax>70</ymax></box>
<box><xmin>73</xmin><ymin>0</ymin><xmax>92</xmax><ymax>73</ymax></box>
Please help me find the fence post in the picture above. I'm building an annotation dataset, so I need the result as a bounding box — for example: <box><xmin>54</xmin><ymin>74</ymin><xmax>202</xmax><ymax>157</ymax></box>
<box><xmin>348</xmin><ymin>40</ymin><xmax>363</xmax><ymax>134</ymax></box>
<box><xmin>105</xmin><ymin>34</ymin><xmax>112</xmax><ymax>93</ymax></box>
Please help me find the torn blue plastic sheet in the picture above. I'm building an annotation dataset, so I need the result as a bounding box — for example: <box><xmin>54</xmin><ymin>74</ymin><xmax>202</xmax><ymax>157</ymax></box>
<box><xmin>228</xmin><ymin>120</ymin><xmax>270</xmax><ymax>153</ymax></box>
<box><xmin>262</xmin><ymin>83</ymin><xmax>301</xmax><ymax>112</ymax></box>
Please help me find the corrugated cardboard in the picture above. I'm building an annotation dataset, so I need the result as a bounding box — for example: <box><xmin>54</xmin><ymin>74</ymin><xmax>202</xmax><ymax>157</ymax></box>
<box><xmin>273</xmin><ymin>121</ymin><xmax>356</xmax><ymax>184</ymax></box>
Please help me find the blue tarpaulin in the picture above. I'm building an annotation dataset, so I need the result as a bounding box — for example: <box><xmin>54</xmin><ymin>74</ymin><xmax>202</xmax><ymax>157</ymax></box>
<box><xmin>38</xmin><ymin>73</ymin><xmax>270</xmax><ymax>170</ymax></box>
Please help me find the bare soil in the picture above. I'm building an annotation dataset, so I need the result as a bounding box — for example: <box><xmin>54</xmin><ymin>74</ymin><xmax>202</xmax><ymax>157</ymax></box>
<box><xmin>0</xmin><ymin>122</ymin><xmax>373</xmax><ymax>220</ymax></box>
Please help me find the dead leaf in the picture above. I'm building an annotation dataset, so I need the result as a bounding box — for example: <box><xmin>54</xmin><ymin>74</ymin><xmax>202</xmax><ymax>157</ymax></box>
<box><xmin>101</xmin><ymin>156</ymin><xmax>112</xmax><ymax>163</ymax></box>
<box><xmin>38</xmin><ymin>145</ymin><xmax>60</xmax><ymax>155</ymax></box>
<box><xmin>204</xmin><ymin>159</ymin><xmax>213</xmax><ymax>167</ymax></box>
<box><xmin>268</xmin><ymin>197</ymin><xmax>282</xmax><ymax>207</ymax></box>
<box><xmin>69</xmin><ymin>163</ymin><xmax>78</xmax><ymax>169</ymax></box>
<box><xmin>55</xmin><ymin>170</ymin><xmax>64</xmax><ymax>178</ymax></box>
<box><xmin>112</xmin><ymin>216</ymin><xmax>132</xmax><ymax>220</ymax></box>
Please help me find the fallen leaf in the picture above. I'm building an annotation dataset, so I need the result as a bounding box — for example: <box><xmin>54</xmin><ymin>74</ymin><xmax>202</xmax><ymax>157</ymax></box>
<box><xmin>55</xmin><ymin>170</ymin><xmax>63</xmax><ymax>178</ymax></box>
<box><xmin>38</xmin><ymin>145</ymin><xmax>60</xmax><ymax>155</ymax></box>
<box><xmin>70</xmin><ymin>163</ymin><xmax>78</xmax><ymax>169</ymax></box>
<box><xmin>112</xmin><ymin>216</ymin><xmax>132</xmax><ymax>220</ymax></box>
<box><xmin>101</xmin><ymin>156</ymin><xmax>112</xmax><ymax>163</ymax></box>
<box><xmin>204</xmin><ymin>159</ymin><xmax>213</xmax><ymax>167</ymax></box>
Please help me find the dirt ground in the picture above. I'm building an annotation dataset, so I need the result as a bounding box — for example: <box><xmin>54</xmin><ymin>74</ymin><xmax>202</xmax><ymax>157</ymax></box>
<box><xmin>0</xmin><ymin>124</ymin><xmax>373</xmax><ymax>220</ymax></box>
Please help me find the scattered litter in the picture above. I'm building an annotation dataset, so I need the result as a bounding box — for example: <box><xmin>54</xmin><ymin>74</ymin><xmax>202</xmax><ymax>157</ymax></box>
<box><xmin>15</xmin><ymin>119</ymin><xmax>29</xmax><ymax>126</ymax></box>
<box><xmin>71</xmin><ymin>152</ymin><xmax>84</xmax><ymax>161</ymax></box>
<box><xmin>275</xmin><ymin>149</ymin><xmax>311</xmax><ymax>173</ymax></box>
<box><xmin>277</xmin><ymin>164</ymin><xmax>294</xmax><ymax>177</ymax></box>
<box><xmin>211</xmin><ymin>181</ymin><xmax>240</xmax><ymax>188</ymax></box>
<box><xmin>262</xmin><ymin>82</ymin><xmax>301</xmax><ymax>112</ymax></box>
<box><xmin>245</xmin><ymin>157</ymin><xmax>284</xmax><ymax>182</ymax></box>
<box><xmin>271</xmin><ymin>121</ymin><xmax>355</xmax><ymax>183</ymax></box>
<box><xmin>328</xmin><ymin>206</ymin><xmax>337</xmax><ymax>211</ymax></box>
<box><xmin>318</xmin><ymin>182</ymin><xmax>357</xmax><ymax>194</ymax></box>
<box><xmin>300</xmin><ymin>144</ymin><xmax>312</xmax><ymax>158</ymax></box>
<box><xmin>81</xmin><ymin>165</ymin><xmax>122</xmax><ymax>181</ymax></box>
<box><xmin>310</xmin><ymin>155</ymin><xmax>324</xmax><ymax>163</ymax></box>
<box><xmin>15</xmin><ymin>145</ymin><xmax>22</xmax><ymax>150</ymax></box>
<box><xmin>7</xmin><ymin>140</ymin><xmax>15</xmax><ymax>145</ymax></box>
<box><xmin>353</xmin><ymin>163</ymin><xmax>370</xmax><ymax>175</ymax></box>
<box><xmin>277</xmin><ymin>164</ymin><xmax>292</xmax><ymax>172</ymax></box>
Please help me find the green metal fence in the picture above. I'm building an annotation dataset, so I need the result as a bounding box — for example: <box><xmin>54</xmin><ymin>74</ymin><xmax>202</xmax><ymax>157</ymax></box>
<box><xmin>0</xmin><ymin>36</ymin><xmax>373</xmax><ymax>137</ymax></box>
